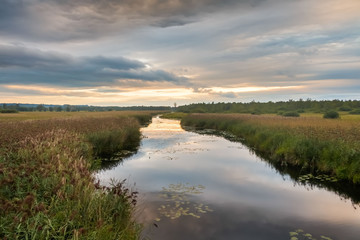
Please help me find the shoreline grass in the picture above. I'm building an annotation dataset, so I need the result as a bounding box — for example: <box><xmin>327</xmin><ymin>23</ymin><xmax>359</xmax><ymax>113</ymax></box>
<box><xmin>0</xmin><ymin>111</ymin><xmax>154</xmax><ymax>239</ymax></box>
<box><xmin>160</xmin><ymin>112</ymin><xmax>188</xmax><ymax>120</ymax></box>
<box><xmin>181</xmin><ymin>113</ymin><xmax>360</xmax><ymax>184</ymax></box>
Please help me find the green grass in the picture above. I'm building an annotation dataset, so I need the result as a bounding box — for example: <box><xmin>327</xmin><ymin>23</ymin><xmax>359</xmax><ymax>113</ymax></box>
<box><xmin>0</xmin><ymin>111</ymin><xmax>154</xmax><ymax>239</ymax></box>
<box><xmin>181</xmin><ymin>113</ymin><xmax>360</xmax><ymax>183</ymax></box>
<box><xmin>87</xmin><ymin>128</ymin><xmax>140</xmax><ymax>160</ymax></box>
<box><xmin>160</xmin><ymin>112</ymin><xmax>188</xmax><ymax>120</ymax></box>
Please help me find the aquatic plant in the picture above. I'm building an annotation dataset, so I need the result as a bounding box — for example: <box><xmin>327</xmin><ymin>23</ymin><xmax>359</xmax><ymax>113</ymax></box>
<box><xmin>156</xmin><ymin>183</ymin><xmax>213</xmax><ymax>221</ymax></box>
<box><xmin>289</xmin><ymin>229</ymin><xmax>333</xmax><ymax>240</ymax></box>
<box><xmin>297</xmin><ymin>174</ymin><xmax>338</xmax><ymax>183</ymax></box>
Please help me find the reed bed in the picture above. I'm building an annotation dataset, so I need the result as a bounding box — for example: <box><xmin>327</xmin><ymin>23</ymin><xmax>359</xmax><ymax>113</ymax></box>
<box><xmin>0</xmin><ymin>110</ymin><xmax>157</xmax><ymax>122</ymax></box>
<box><xmin>0</xmin><ymin>116</ymin><xmax>145</xmax><ymax>154</ymax></box>
<box><xmin>0</xmin><ymin>111</ymin><xmax>153</xmax><ymax>239</ymax></box>
<box><xmin>182</xmin><ymin>113</ymin><xmax>360</xmax><ymax>183</ymax></box>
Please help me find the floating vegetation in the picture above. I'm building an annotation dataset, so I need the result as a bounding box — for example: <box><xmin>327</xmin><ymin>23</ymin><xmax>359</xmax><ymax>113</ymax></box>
<box><xmin>156</xmin><ymin>183</ymin><xmax>213</xmax><ymax>221</ymax></box>
<box><xmin>298</xmin><ymin>174</ymin><xmax>338</xmax><ymax>183</ymax></box>
<box><xmin>289</xmin><ymin>229</ymin><xmax>333</xmax><ymax>240</ymax></box>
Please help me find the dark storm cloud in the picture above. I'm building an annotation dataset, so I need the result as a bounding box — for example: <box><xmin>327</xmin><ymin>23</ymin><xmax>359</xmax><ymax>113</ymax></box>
<box><xmin>0</xmin><ymin>44</ymin><xmax>186</xmax><ymax>87</ymax></box>
<box><xmin>0</xmin><ymin>0</ymin><xmax>269</xmax><ymax>41</ymax></box>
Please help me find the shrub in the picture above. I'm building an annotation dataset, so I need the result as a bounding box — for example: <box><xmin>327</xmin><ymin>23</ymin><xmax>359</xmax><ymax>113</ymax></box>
<box><xmin>251</xmin><ymin>111</ymin><xmax>262</xmax><ymax>115</ymax></box>
<box><xmin>323</xmin><ymin>111</ymin><xmax>340</xmax><ymax>119</ymax></box>
<box><xmin>1</xmin><ymin>109</ymin><xmax>18</xmax><ymax>113</ymax></box>
<box><xmin>282</xmin><ymin>111</ymin><xmax>300</xmax><ymax>117</ymax></box>
<box><xmin>349</xmin><ymin>109</ymin><xmax>360</xmax><ymax>115</ymax></box>
<box><xmin>339</xmin><ymin>106</ymin><xmax>352</xmax><ymax>111</ymax></box>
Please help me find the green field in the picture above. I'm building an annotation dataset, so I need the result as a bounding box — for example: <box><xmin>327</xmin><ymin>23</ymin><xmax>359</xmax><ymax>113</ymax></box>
<box><xmin>0</xmin><ymin>111</ymin><xmax>155</xmax><ymax>239</ymax></box>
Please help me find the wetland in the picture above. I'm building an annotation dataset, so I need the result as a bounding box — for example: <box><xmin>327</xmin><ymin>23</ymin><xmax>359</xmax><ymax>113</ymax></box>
<box><xmin>97</xmin><ymin>116</ymin><xmax>360</xmax><ymax>240</ymax></box>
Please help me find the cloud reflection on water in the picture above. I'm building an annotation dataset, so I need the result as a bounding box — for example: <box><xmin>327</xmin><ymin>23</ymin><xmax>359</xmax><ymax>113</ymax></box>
<box><xmin>97</xmin><ymin>117</ymin><xmax>360</xmax><ymax>240</ymax></box>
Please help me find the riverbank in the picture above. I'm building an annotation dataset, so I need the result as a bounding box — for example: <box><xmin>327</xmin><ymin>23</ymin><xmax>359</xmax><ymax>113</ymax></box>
<box><xmin>181</xmin><ymin>113</ymin><xmax>360</xmax><ymax>183</ymax></box>
<box><xmin>0</xmin><ymin>111</ymin><xmax>154</xmax><ymax>239</ymax></box>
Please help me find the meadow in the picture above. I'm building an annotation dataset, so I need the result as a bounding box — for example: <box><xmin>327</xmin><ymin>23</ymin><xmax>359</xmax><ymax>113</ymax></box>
<box><xmin>181</xmin><ymin>113</ymin><xmax>360</xmax><ymax>184</ymax></box>
<box><xmin>0</xmin><ymin>111</ymin><xmax>155</xmax><ymax>239</ymax></box>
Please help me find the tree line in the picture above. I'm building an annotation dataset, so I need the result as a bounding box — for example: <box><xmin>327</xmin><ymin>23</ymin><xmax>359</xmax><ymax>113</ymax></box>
<box><xmin>0</xmin><ymin>103</ymin><xmax>171</xmax><ymax>113</ymax></box>
<box><xmin>176</xmin><ymin>99</ymin><xmax>360</xmax><ymax>115</ymax></box>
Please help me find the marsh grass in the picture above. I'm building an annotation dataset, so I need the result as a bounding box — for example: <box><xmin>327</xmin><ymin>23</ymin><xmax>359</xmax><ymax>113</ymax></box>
<box><xmin>0</xmin><ymin>111</ymin><xmax>154</xmax><ymax>239</ymax></box>
<box><xmin>0</xmin><ymin>110</ymin><xmax>156</xmax><ymax>122</ymax></box>
<box><xmin>0</xmin><ymin>130</ymin><xmax>140</xmax><ymax>239</ymax></box>
<box><xmin>160</xmin><ymin>112</ymin><xmax>188</xmax><ymax>120</ymax></box>
<box><xmin>87</xmin><ymin>127</ymin><xmax>140</xmax><ymax>160</ymax></box>
<box><xmin>182</xmin><ymin>113</ymin><xmax>360</xmax><ymax>183</ymax></box>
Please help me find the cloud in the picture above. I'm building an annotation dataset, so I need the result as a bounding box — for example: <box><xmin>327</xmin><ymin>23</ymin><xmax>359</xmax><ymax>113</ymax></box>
<box><xmin>0</xmin><ymin>0</ymin><xmax>269</xmax><ymax>42</ymax></box>
<box><xmin>311</xmin><ymin>69</ymin><xmax>360</xmax><ymax>80</ymax></box>
<box><xmin>0</xmin><ymin>0</ymin><xmax>359</xmax><ymax>105</ymax></box>
<box><xmin>0</xmin><ymin>44</ymin><xmax>187</xmax><ymax>87</ymax></box>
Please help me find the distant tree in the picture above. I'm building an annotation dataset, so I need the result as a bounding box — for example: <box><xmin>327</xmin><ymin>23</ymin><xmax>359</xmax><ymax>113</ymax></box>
<box><xmin>56</xmin><ymin>106</ymin><xmax>62</xmax><ymax>112</ymax></box>
<box><xmin>36</xmin><ymin>104</ymin><xmax>46</xmax><ymax>112</ymax></box>
<box><xmin>64</xmin><ymin>105</ymin><xmax>71</xmax><ymax>112</ymax></box>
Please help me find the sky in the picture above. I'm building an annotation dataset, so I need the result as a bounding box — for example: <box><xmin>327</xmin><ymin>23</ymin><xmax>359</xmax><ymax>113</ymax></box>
<box><xmin>0</xmin><ymin>0</ymin><xmax>359</xmax><ymax>106</ymax></box>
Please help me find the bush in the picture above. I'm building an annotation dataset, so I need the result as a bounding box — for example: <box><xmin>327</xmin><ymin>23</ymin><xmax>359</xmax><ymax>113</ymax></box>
<box><xmin>323</xmin><ymin>111</ymin><xmax>340</xmax><ymax>119</ymax></box>
<box><xmin>1</xmin><ymin>109</ymin><xmax>18</xmax><ymax>113</ymax></box>
<box><xmin>282</xmin><ymin>111</ymin><xmax>300</xmax><ymax>117</ymax></box>
<box><xmin>339</xmin><ymin>106</ymin><xmax>352</xmax><ymax>111</ymax></box>
<box><xmin>349</xmin><ymin>109</ymin><xmax>360</xmax><ymax>115</ymax></box>
<box><xmin>251</xmin><ymin>111</ymin><xmax>262</xmax><ymax>115</ymax></box>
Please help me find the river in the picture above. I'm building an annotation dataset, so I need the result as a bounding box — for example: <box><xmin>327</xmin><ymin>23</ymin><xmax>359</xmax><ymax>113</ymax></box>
<box><xmin>97</xmin><ymin>116</ymin><xmax>360</xmax><ymax>240</ymax></box>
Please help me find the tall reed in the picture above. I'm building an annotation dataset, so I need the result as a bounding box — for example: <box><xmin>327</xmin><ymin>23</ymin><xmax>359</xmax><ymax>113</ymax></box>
<box><xmin>0</xmin><ymin>112</ymin><xmax>153</xmax><ymax>239</ymax></box>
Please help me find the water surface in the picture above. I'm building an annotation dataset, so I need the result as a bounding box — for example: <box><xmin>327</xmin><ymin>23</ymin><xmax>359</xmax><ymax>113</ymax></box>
<box><xmin>97</xmin><ymin>117</ymin><xmax>360</xmax><ymax>240</ymax></box>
